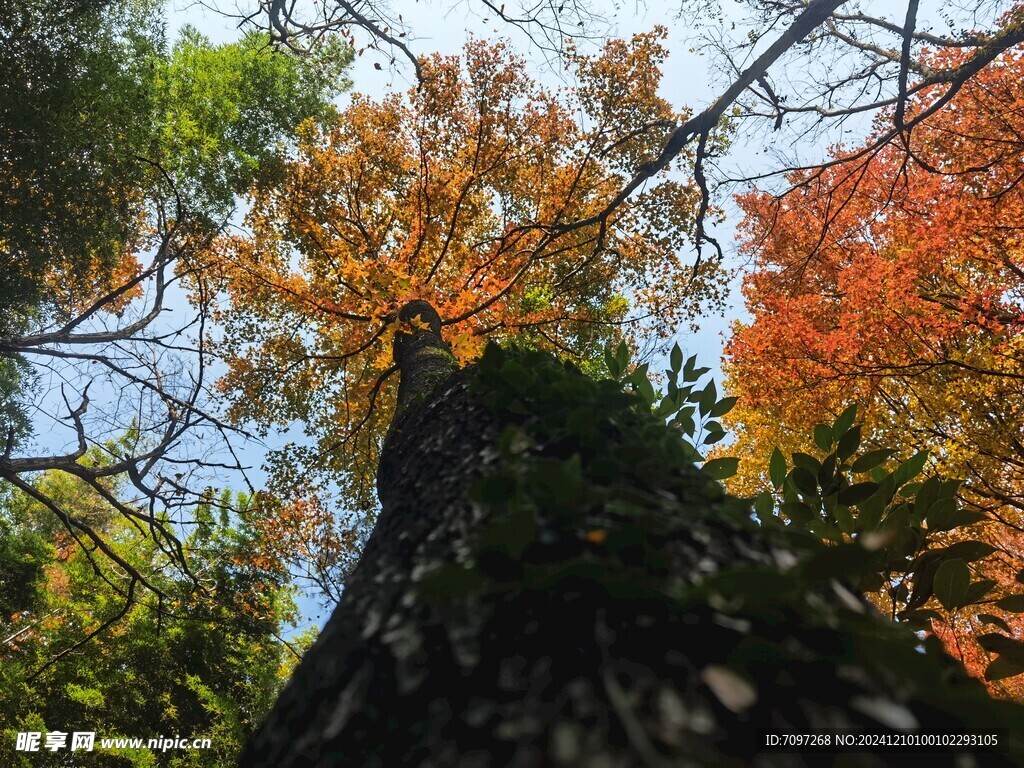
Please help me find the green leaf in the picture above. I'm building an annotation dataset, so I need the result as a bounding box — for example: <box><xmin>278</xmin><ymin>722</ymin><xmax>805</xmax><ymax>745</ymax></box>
<box><xmin>906</xmin><ymin>559</ymin><xmax>939</xmax><ymax>611</ymax></box>
<box><xmin>933</xmin><ymin>558</ymin><xmax>971</xmax><ymax>610</ymax></box>
<box><xmin>838</xmin><ymin>482</ymin><xmax>879</xmax><ymax>506</ymax></box>
<box><xmin>789</xmin><ymin>467</ymin><xmax>819</xmax><ymax>498</ymax></box>
<box><xmin>709</xmin><ymin>396</ymin><xmax>738</xmax><ymax>418</ymax></box>
<box><xmin>978</xmin><ymin>633</ymin><xmax>1024</xmax><ymax>658</ymax></box>
<box><xmin>753</xmin><ymin>491</ymin><xmax>774</xmax><ymax>522</ymax></box>
<box><xmin>913</xmin><ymin>476</ymin><xmax>942</xmax><ymax>517</ymax></box>
<box><xmin>978</xmin><ymin>614</ymin><xmax>1012</xmax><ymax>633</ymax></box>
<box><xmin>832</xmin><ymin>404</ymin><xmax>858</xmax><ymax>437</ymax></box>
<box><xmin>899</xmin><ymin>608</ymin><xmax>943</xmax><ymax>624</ymax></box>
<box><xmin>925</xmin><ymin>497</ymin><xmax>956</xmax><ymax>528</ymax></box>
<box><xmin>673</xmin><ymin>408</ymin><xmax>696</xmax><ymax>436</ymax></box>
<box><xmin>893</xmin><ymin>450</ymin><xmax>929</xmax><ymax>486</ymax></box>
<box><xmin>682</xmin><ymin>354</ymin><xmax>696</xmax><ymax>381</ymax></box>
<box><xmin>941</xmin><ymin>540</ymin><xmax>996</xmax><ymax>563</ymax></box>
<box><xmin>927</xmin><ymin>500</ymin><xmax>985</xmax><ymax>532</ymax></box>
<box><xmin>995</xmin><ymin>594</ymin><xmax>1024</xmax><ymax>613</ymax></box>
<box><xmin>851</xmin><ymin>448</ymin><xmax>893</xmax><ymax>474</ymax></box>
<box><xmin>836</xmin><ymin>425</ymin><xmax>861</xmax><ymax>461</ymax></box>
<box><xmin>769</xmin><ymin>448</ymin><xmax>787</xmax><ymax>490</ymax></box>
<box><xmin>818</xmin><ymin>454</ymin><xmax>838</xmax><ymax>486</ymax></box>
<box><xmin>679</xmin><ymin>440</ymin><xmax>702</xmax><ymax>464</ymax></box>
<box><xmin>604</xmin><ymin>346</ymin><xmax>621</xmax><ymax>379</ymax></box>
<box><xmin>899</xmin><ymin>608</ymin><xmax>942</xmax><ymax>630</ymax></box>
<box><xmin>697</xmin><ymin>380</ymin><xmax>717</xmax><ymax>417</ymax></box>
<box><xmin>964</xmin><ymin>579</ymin><xmax>996</xmax><ymax>605</ymax></box>
<box><xmin>635</xmin><ymin>375</ymin><xmax>657</xmax><ymax>406</ymax></box>
<box><xmin>832</xmin><ymin>499</ymin><xmax>854</xmax><ymax>535</ymax></box>
<box><xmin>671</xmin><ymin>386</ymin><xmax>692</xmax><ymax>409</ymax></box>
<box><xmin>781</xmin><ymin>500</ymin><xmax>814</xmax><ymax>525</ymax></box>
<box><xmin>813</xmin><ymin>424</ymin><xmax>833</xmax><ymax>452</ymax></box>
<box><xmin>880</xmin><ymin>503</ymin><xmax>910</xmax><ymax>536</ymax></box>
<box><xmin>938</xmin><ymin>479</ymin><xmax>964</xmax><ymax>498</ymax></box>
<box><xmin>703</xmin><ymin>430</ymin><xmax>727</xmax><ymax>445</ymax></box>
<box><xmin>978</xmin><ymin>633</ymin><xmax>1024</xmax><ymax>676</ymax></box>
<box><xmin>985</xmin><ymin>656</ymin><xmax>1024</xmax><ymax>682</ymax></box>
<box><xmin>614</xmin><ymin>340</ymin><xmax>630</xmax><ymax>374</ymax></box>
<box><xmin>792</xmin><ymin>452</ymin><xmax>822</xmax><ymax>475</ymax></box>
<box><xmin>702</xmin><ymin>457</ymin><xmax>739</xmax><ymax>480</ymax></box>
<box><xmin>670</xmin><ymin>343</ymin><xmax>683</xmax><ymax>374</ymax></box>
<box><xmin>653</xmin><ymin>395</ymin><xmax>677</xmax><ymax>419</ymax></box>
<box><xmin>899</xmin><ymin>481</ymin><xmax>923</xmax><ymax>498</ymax></box>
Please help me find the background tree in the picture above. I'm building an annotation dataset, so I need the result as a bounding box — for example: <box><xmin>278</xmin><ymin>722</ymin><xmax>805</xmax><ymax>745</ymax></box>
<box><xmin>718</xmin><ymin>47</ymin><xmax>1024</xmax><ymax>697</ymax></box>
<box><xmin>207</xmin><ymin>31</ymin><xmax>729</xmax><ymax>599</ymax></box>
<box><xmin>0</xmin><ymin>469</ymin><xmax>310</xmax><ymax>767</ymax></box>
<box><xmin>0</xmin><ymin>0</ymin><xmax>351</xmax><ymax>593</ymax></box>
<box><xmin>2</xmin><ymin>0</ymin><xmax>348</xmax><ymax>334</ymax></box>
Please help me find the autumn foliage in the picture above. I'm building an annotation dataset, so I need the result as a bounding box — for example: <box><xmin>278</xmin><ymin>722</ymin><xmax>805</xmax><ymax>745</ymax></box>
<box><xmin>207</xmin><ymin>31</ymin><xmax>726</xmax><ymax>579</ymax></box>
<box><xmin>721</xmin><ymin>49</ymin><xmax>1024</xmax><ymax>697</ymax></box>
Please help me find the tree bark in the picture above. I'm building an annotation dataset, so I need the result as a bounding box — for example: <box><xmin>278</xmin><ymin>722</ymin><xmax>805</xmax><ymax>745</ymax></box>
<box><xmin>240</xmin><ymin>303</ymin><xmax>1024</xmax><ymax>767</ymax></box>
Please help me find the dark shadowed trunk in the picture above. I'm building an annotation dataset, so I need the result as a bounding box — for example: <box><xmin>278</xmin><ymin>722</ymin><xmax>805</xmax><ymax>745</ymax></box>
<box><xmin>241</xmin><ymin>302</ymin><xmax>1024</xmax><ymax>767</ymax></box>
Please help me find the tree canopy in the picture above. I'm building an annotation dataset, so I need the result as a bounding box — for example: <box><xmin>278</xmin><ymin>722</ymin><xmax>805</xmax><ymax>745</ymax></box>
<box><xmin>719</xmin><ymin>45</ymin><xmax>1024</xmax><ymax>698</ymax></box>
<box><xmin>1</xmin><ymin>0</ymin><xmax>349</xmax><ymax>328</ymax></box>
<box><xmin>205</xmin><ymin>31</ymin><xmax>729</xmax><ymax>594</ymax></box>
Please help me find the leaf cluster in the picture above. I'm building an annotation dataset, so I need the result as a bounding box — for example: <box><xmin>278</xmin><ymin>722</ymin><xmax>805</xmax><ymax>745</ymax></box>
<box><xmin>744</xmin><ymin>408</ymin><xmax>1024</xmax><ymax>684</ymax></box>
<box><xmin>410</xmin><ymin>343</ymin><xmax>1024</xmax><ymax>755</ymax></box>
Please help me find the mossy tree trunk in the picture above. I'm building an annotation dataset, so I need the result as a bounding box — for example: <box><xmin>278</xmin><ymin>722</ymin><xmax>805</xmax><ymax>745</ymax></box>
<box><xmin>241</xmin><ymin>302</ymin><xmax>1024</xmax><ymax>767</ymax></box>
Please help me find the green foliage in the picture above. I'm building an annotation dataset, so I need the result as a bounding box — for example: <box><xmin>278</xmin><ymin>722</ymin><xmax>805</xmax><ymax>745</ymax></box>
<box><xmin>457</xmin><ymin>342</ymin><xmax>777</xmax><ymax>616</ymax></box>
<box><xmin>598</xmin><ymin>343</ymin><xmax>1024</xmax><ymax>685</ymax></box>
<box><xmin>0</xmin><ymin>0</ymin><xmax>350</xmax><ymax>320</ymax></box>
<box><xmin>740</xmin><ymin>405</ymin><xmax>1024</xmax><ymax>683</ymax></box>
<box><xmin>517</xmin><ymin>293</ymin><xmax>633</xmax><ymax>380</ymax></box>
<box><xmin>0</xmin><ymin>356</ymin><xmax>35</xmax><ymax>450</ymax></box>
<box><xmin>155</xmin><ymin>26</ymin><xmax>351</xmax><ymax>221</ymax></box>
<box><xmin>408</xmin><ymin>343</ymin><xmax>1024</xmax><ymax>755</ymax></box>
<box><xmin>0</xmin><ymin>478</ymin><xmax>304</xmax><ymax>767</ymax></box>
<box><xmin>0</xmin><ymin>0</ymin><xmax>352</xmax><ymax>488</ymax></box>
<box><xmin>602</xmin><ymin>340</ymin><xmax>735</xmax><ymax>471</ymax></box>
<box><xmin>0</xmin><ymin>495</ymin><xmax>48</xmax><ymax>620</ymax></box>
<box><xmin>0</xmin><ymin>0</ymin><xmax>157</xmax><ymax>328</ymax></box>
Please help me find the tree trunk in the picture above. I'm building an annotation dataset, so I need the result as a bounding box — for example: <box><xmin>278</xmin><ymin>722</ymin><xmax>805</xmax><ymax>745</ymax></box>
<box><xmin>240</xmin><ymin>303</ymin><xmax>1024</xmax><ymax>767</ymax></box>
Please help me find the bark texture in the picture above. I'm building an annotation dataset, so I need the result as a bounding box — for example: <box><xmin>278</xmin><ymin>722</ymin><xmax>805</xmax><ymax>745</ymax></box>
<box><xmin>241</xmin><ymin>313</ymin><xmax>1024</xmax><ymax>767</ymax></box>
<box><xmin>390</xmin><ymin>300</ymin><xmax>458</xmax><ymax>422</ymax></box>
